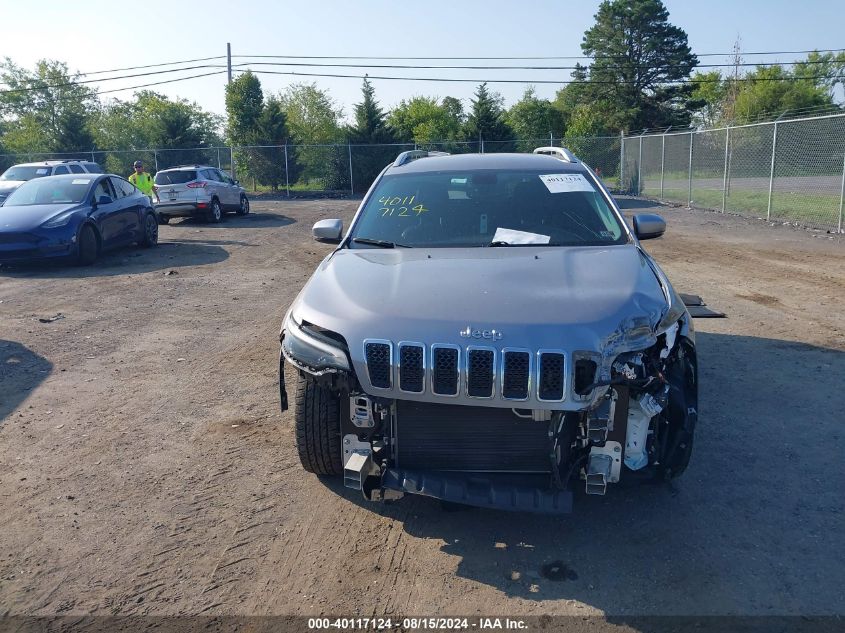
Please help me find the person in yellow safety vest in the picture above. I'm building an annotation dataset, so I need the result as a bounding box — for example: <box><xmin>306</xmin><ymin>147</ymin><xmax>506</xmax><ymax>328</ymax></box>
<box><xmin>128</xmin><ymin>160</ymin><xmax>159</xmax><ymax>204</ymax></box>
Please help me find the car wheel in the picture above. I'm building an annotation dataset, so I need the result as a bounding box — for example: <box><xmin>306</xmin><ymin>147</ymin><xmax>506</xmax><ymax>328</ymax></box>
<box><xmin>206</xmin><ymin>198</ymin><xmax>223</xmax><ymax>223</ymax></box>
<box><xmin>236</xmin><ymin>195</ymin><xmax>250</xmax><ymax>215</ymax></box>
<box><xmin>141</xmin><ymin>213</ymin><xmax>158</xmax><ymax>247</ymax></box>
<box><xmin>294</xmin><ymin>374</ymin><xmax>342</xmax><ymax>475</ymax></box>
<box><xmin>158</xmin><ymin>215</ymin><xmax>170</xmax><ymax>225</ymax></box>
<box><xmin>77</xmin><ymin>224</ymin><xmax>98</xmax><ymax>266</ymax></box>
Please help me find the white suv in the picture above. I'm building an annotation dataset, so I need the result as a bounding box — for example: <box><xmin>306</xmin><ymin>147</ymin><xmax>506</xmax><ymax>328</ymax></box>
<box><xmin>0</xmin><ymin>160</ymin><xmax>104</xmax><ymax>205</ymax></box>
<box><xmin>153</xmin><ymin>165</ymin><xmax>249</xmax><ymax>224</ymax></box>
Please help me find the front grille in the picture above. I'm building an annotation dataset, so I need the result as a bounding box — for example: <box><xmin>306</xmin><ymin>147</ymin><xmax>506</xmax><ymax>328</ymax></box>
<box><xmin>397</xmin><ymin>401</ymin><xmax>551</xmax><ymax>472</ymax></box>
<box><xmin>398</xmin><ymin>344</ymin><xmax>424</xmax><ymax>393</ymax></box>
<box><xmin>361</xmin><ymin>340</ymin><xmax>569</xmax><ymax>402</ymax></box>
<box><xmin>431</xmin><ymin>346</ymin><xmax>459</xmax><ymax>395</ymax></box>
<box><xmin>364</xmin><ymin>341</ymin><xmax>391</xmax><ymax>388</ymax></box>
<box><xmin>467</xmin><ymin>349</ymin><xmax>494</xmax><ymax>397</ymax></box>
<box><xmin>574</xmin><ymin>358</ymin><xmax>598</xmax><ymax>396</ymax></box>
<box><xmin>502</xmin><ymin>351</ymin><xmax>530</xmax><ymax>400</ymax></box>
<box><xmin>538</xmin><ymin>352</ymin><xmax>565</xmax><ymax>401</ymax></box>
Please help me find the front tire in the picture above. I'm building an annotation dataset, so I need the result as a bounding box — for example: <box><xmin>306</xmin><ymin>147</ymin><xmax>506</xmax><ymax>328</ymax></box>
<box><xmin>77</xmin><ymin>224</ymin><xmax>98</xmax><ymax>265</ymax></box>
<box><xmin>294</xmin><ymin>374</ymin><xmax>342</xmax><ymax>475</ymax></box>
<box><xmin>141</xmin><ymin>213</ymin><xmax>158</xmax><ymax>247</ymax></box>
<box><xmin>236</xmin><ymin>195</ymin><xmax>250</xmax><ymax>215</ymax></box>
<box><xmin>206</xmin><ymin>198</ymin><xmax>223</xmax><ymax>223</ymax></box>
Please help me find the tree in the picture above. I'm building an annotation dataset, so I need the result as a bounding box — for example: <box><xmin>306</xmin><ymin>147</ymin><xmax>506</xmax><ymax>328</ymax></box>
<box><xmin>279</xmin><ymin>83</ymin><xmax>343</xmax><ymax>187</ymax></box>
<box><xmin>507</xmin><ymin>87</ymin><xmax>565</xmax><ymax>150</ymax></box>
<box><xmin>348</xmin><ymin>78</ymin><xmax>396</xmax><ymax>191</ymax></box>
<box><xmin>580</xmin><ymin>0</ymin><xmax>698</xmax><ymax>131</ymax></box>
<box><xmin>688</xmin><ymin>71</ymin><xmax>727</xmax><ymax>127</ymax></box>
<box><xmin>252</xmin><ymin>96</ymin><xmax>293</xmax><ymax>190</ymax></box>
<box><xmin>225</xmin><ymin>71</ymin><xmax>264</xmax><ymax>145</ymax></box>
<box><xmin>731</xmin><ymin>64</ymin><xmax>834</xmax><ymax>123</ymax></box>
<box><xmin>388</xmin><ymin>97</ymin><xmax>461</xmax><ymax>146</ymax></box>
<box><xmin>463</xmin><ymin>83</ymin><xmax>514</xmax><ymax>152</ymax></box>
<box><xmin>0</xmin><ymin>59</ymin><xmax>98</xmax><ymax>154</ymax></box>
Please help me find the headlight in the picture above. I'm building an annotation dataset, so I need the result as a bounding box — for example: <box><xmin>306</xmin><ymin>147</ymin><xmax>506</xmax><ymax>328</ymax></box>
<box><xmin>42</xmin><ymin>212</ymin><xmax>76</xmax><ymax>228</ymax></box>
<box><xmin>282</xmin><ymin>314</ymin><xmax>350</xmax><ymax>374</ymax></box>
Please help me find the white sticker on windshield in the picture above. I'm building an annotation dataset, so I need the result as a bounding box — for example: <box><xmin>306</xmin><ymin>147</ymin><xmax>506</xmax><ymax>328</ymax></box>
<box><xmin>539</xmin><ymin>173</ymin><xmax>594</xmax><ymax>193</ymax></box>
<box><xmin>36</xmin><ymin>168</ymin><xmax>48</xmax><ymax>174</ymax></box>
<box><xmin>72</xmin><ymin>178</ymin><xmax>91</xmax><ymax>185</ymax></box>
<box><xmin>492</xmin><ymin>227</ymin><xmax>550</xmax><ymax>245</ymax></box>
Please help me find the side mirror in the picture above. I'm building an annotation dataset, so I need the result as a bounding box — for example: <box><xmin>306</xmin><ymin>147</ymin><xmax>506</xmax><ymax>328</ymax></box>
<box><xmin>234</xmin><ymin>179</ymin><xmax>239</xmax><ymax>185</ymax></box>
<box><xmin>632</xmin><ymin>213</ymin><xmax>666</xmax><ymax>240</ymax></box>
<box><xmin>98</xmin><ymin>195</ymin><xmax>113</xmax><ymax>206</ymax></box>
<box><xmin>312</xmin><ymin>219</ymin><xmax>343</xmax><ymax>243</ymax></box>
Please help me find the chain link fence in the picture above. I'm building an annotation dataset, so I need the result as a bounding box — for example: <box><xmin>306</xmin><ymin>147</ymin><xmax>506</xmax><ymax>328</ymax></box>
<box><xmin>2</xmin><ymin>112</ymin><xmax>842</xmax><ymax>231</ymax></box>
<box><xmin>620</xmin><ymin>113</ymin><xmax>845</xmax><ymax>233</ymax></box>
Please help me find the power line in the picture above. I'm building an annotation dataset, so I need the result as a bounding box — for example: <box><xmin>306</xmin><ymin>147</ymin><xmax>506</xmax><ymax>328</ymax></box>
<box><xmin>234</xmin><ymin>48</ymin><xmax>845</xmax><ymax>61</ymax></box>
<box><xmin>0</xmin><ymin>65</ymin><xmax>226</xmax><ymax>94</ymax></box>
<box><xmin>73</xmin><ymin>55</ymin><xmax>226</xmax><ymax>77</ymax></box>
<box><xmin>229</xmin><ymin>59</ymin><xmax>839</xmax><ymax>72</ymax></box>
<box><xmin>237</xmin><ymin>67</ymin><xmax>841</xmax><ymax>85</ymax></box>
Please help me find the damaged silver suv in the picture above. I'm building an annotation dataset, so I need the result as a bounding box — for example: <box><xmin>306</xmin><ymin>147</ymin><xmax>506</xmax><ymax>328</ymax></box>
<box><xmin>279</xmin><ymin>147</ymin><xmax>697</xmax><ymax>514</ymax></box>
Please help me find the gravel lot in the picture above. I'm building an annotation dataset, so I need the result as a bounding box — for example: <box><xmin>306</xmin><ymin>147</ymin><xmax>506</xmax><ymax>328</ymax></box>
<box><xmin>1</xmin><ymin>196</ymin><xmax>843</xmax><ymax>620</ymax></box>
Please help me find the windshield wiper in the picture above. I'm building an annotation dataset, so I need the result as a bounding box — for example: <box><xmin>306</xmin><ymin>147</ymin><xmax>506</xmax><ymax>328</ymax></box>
<box><xmin>351</xmin><ymin>237</ymin><xmax>412</xmax><ymax>248</ymax></box>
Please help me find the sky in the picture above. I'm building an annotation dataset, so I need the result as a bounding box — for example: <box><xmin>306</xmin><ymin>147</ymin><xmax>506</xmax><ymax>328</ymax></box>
<box><xmin>1</xmin><ymin>0</ymin><xmax>843</xmax><ymax>121</ymax></box>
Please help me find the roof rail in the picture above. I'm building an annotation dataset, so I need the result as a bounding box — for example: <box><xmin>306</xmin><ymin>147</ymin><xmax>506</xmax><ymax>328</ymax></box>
<box><xmin>44</xmin><ymin>158</ymin><xmax>87</xmax><ymax>165</ymax></box>
<box><xmin>393</xmin><ymin>149</ymin><xmax>450</xmax><ymax>167</ymax></box>
<box><xmin>533</xmin><ymin>147</ymin><xmax>578</xmax><ymax>163</ymax></box>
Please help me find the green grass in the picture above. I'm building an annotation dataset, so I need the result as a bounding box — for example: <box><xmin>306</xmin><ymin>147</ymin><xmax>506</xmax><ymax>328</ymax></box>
<box><xmin>655</xmin><ymin>187</ymin><xmax>842</xmax><ymax>227</ymax></box>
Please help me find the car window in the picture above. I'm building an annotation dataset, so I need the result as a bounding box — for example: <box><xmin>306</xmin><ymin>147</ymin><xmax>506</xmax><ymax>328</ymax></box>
<box><xmin>202</xmin><ymin>169</ymin><xmax>219</xmax><ymax>182</ymax></box>
<box><xmin>83</xmin><ymin>163</ymin><xmax>104</xmax><ymax>174</ymax></box>
<box><xmin>2</xmin><ymin>177</ymin><xmax>93</xmax><ymax>206</ymax></box>
<box><xmin>68</xmin><ymin>164</ymin><xmax>85</xmax><ymax>174</ymax></box>
<box><xmin>154</xmin><ymin>170</ymin><xmax>197</xmax><ymax>185</ymax></box>
<box><xmin>113</xmin><ymin>177</ymin><xmax>137</xmax><ymax>198</ymax></box>
<box><xmin>0</xmin><ymin>165</ymin><xmax>51</xmax><ymax>181</ymax></box>
<box><xmin>213</xmin><ymin>169</ymin><xmax>232</xmax><ymax>184</ymax></box>
<box><xmin>350</xmin><ymin>169</ymin><xmax>627</xmax><ymax>248</ymax></box>
<box><xmin>93</xmin><ymin>179</ymin><xmax>115</xmax><ymax>202</ymax></box>
<box><xmin>53</xmin><ymin>166</ymin><xmax>69</xmax><ymax>175</ymax></box>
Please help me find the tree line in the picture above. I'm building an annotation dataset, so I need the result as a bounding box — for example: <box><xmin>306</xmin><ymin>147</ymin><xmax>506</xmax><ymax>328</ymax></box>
<box><xmin>1</xmin><ymin>0</ymin><xmax>842</xmax><ymax>189</ymax></box>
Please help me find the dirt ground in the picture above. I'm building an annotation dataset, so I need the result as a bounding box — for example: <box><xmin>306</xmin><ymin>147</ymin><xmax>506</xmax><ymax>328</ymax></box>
<box><xmin>1</xmin><ymin>196</ymin><xmax>844</xmax><ymax>621</ymax></box>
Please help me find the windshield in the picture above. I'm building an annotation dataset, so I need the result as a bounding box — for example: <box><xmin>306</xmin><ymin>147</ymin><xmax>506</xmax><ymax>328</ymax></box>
<box><xmin>2</xmin><ymin>177</ymin><xmax>93</xmax><ymax>206</ymax></box>
<box><xmin>349</xmin><ymin>169</ymin><xmax>627</xmax><ymax>248</ymax></box>
<box><xmin>0</xmin><ymin>165</ymin><xmax>52</xmax><ymax>182</ymax></box>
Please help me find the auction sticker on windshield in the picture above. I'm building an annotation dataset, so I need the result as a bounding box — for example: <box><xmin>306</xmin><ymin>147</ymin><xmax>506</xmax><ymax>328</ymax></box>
<box><xmin>539</xmin><ymin>173</ymin><xmax>595</xmax><ymax>193</ymax></box>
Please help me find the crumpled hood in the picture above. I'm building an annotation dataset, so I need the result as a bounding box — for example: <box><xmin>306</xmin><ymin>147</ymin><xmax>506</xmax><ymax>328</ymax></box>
<box><xmin>0</xmin><ymin>203</ymin><xmax>80</xmax><ymax>230</ymax></box>
<box><xmin>293</xmin><ymin>244</ymin><xmax>669</xmax><ymax>354</ymax></box>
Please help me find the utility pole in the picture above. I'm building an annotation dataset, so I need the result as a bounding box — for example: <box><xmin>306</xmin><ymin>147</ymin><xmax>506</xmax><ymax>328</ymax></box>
<box><xmin>227</xmin><ymin>43</ymin><xmax>235</xmax><ymax>179</ymax></box>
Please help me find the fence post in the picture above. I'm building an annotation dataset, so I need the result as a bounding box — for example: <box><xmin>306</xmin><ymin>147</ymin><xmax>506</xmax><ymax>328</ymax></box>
<box><xmin>637</xmin><ymin>134</ymin><xmax>643</xmax><ymax>196</ymax></box>
<box><xmin>619</xmin><ymin>131</ymin><xmax>625</xmax><ymax>192</ymax></box>
<box><xmin>659</xmin><ymin>134</ymin><xmax>665</xmax><ymax>200</ymax></box>
<box><xmin>154</xmin><ymin>150</ymin><xmax>159</xmax><ymax>173</ymax></box>
<box><xmin>216</xmin><ymin>148</ymin><xmax>221</xmax><ymax>170</ymax></box>
<box><xmin>721</xmin><ymin>126</ymin><xmax>730</xmax><ymax>213</ymax></box>
<box><xmin>549</xmin><ymin>132</ymin><xmax>553</xmax><ymax>147</ymax></box>
<box><xmin>838</xmin><ymin>151</ymin><xmax>845</xmax><ymax>233</ymax></box>
<box><xmin>687</xmin><ymin>131</ymin><xmax>694</xmax><ymax>207</ymax></box>
<box><xmin>284</xmin><ymin>144</ymin><xmax>290</xmax><ymax>198</ymax></box>
<box><xmin>347</xmin><ymin>143</ymin><xmax>354</xmax><ymax>195</ymax></box>
<box><xmin>767</xmin><ymin>122</ymin><xmax>779</xmax><ymax>221</ymax></box>
<box><xmin>90</xmin><ymin>149</ymin><xmax>95</xmax><ymax>163</ymax></box>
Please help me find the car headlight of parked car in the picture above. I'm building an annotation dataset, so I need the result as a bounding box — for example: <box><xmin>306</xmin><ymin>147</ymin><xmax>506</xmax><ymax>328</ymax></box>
<box><xmin>282</xmin><ymin>313</ymin><xmax>351</xmax><ymax>374</ymax></box>
<box><xmin>41</xmin><ymin>212</ymin><xmax>76</xmax><ymax>229</ymax></box>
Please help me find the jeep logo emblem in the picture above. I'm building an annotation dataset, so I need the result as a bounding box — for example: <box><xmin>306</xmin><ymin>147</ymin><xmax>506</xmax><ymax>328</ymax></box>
<box><xmin>459</xmin><ymin>326</ymin><xmax>503</xmax><ymax>341</ymax></box>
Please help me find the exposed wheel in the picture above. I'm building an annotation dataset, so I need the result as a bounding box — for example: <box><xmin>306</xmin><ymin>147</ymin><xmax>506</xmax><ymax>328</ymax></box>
<box><xmin>236</xmin><ymin>195</ymin><xmax>250</xmax><ymax>215</ymax></box>
<box><xmin>206</xmin><ymin>198</ymin><xmax>223</xmax><ymax>223</ymax></box>
<box><xmin>77</xmin><ymin>224</ymin><xmax>98</xmax><ymax>265</ymax></box>
<box><xmin>158</xmin><ymin>215</ymin><xmax>170</xmax><ymax>225</ymax></box>
<box><xmin>294</xmin><ymin>374</ymin><xmax>342</xmax><ymax>475</ymax></box>
<box><xmin>141</xmin><ymin>213</ymin><xmax>158</xmax><ymax>247</ymax></box>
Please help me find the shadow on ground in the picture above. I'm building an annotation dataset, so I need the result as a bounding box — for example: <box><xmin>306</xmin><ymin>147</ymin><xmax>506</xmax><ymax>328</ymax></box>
<box><xmin>167</xmin><ymin>213</ymin><xmax>295</xmax><ymax>229</ymax></box>
<box><xmin>322</xmin><ymin>332</ymin><xmax>845</xmax><ymax>616</ymax></box>
<box><xmin>0</xmin><ymin>340</ymin><xmax>52</xmax><ymax>424</ymax></box>
<box><xmin>0</xmin><ymin>240</ymin><xmax>230</xmax><ymax>278</ymax></box>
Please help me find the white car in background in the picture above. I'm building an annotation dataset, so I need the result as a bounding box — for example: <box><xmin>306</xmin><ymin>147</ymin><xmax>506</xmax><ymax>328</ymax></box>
<box><xmin>153</xmin><ymin>165</ymin><xmax>250</xmax><ymax>224</ymax></box>
<box><xmin>0</xmin><ymin>159</ymin><xmax>104</xmax><ymax>205</ymax></box>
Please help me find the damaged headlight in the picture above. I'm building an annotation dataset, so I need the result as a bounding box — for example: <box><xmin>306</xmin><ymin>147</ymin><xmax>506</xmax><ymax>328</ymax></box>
<box><xmin>282</xmin><ymin>314</ymin><xmax>351</xmax><ymax>374</ymax></box>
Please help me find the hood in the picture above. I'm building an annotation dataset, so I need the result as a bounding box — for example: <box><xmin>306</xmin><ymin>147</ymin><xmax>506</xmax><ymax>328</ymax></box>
<box><xmin>0</xmin><ymin>203</ymin><xmax>82</xmax><ymax>231</ymax></box>
<box><xmin>294</xmin><ymin>244</ymin><xmax>669</xmax><ymax>354</ymax></box>
<box><xmin>0</xmin><ymin>181</ymin><xmax>24</xmax><ymax>195</ymax></box>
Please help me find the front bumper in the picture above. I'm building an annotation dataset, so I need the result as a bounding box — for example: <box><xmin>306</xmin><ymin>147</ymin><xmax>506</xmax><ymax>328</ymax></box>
<box><xmin>0</xmin><ymin>235</ymin><xmax>75</xmax><ymax>263</ymax></box>
<box><xmin>381</xmin><ymin>468</ymin><xmax>573</xmax><ymax>515</ymax></box>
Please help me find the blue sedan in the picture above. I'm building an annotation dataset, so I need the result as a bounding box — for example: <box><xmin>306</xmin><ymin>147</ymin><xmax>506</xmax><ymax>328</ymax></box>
<box><xmin>0</xmin><ymin>174</ymin><xmax>158</xmax><ymax>265</ymax></box>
